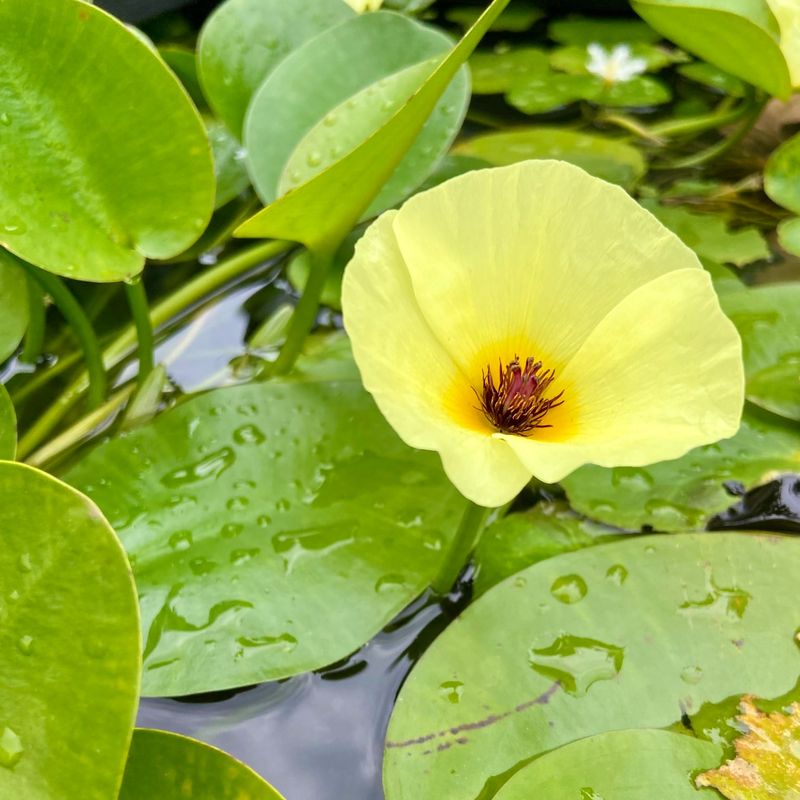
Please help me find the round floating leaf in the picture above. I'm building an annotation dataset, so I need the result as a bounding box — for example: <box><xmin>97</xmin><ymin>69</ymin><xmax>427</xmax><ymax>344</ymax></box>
<box><xmin>475</xmin><ymin>501</ymin><xmax>625</xmax><ymax>598</ymax></box>
<box><xmin>506</xmin><ymin>72</ymin><xmax>601</xmax><ymax>113</ymax></box>
<box><xmin>562</xmin><ymin>408</ymin><xmax>800</xmax><ymax>531</ymax></box>
<box><xmin>245</xmin><ymin>12</ymin><xmax>467</xmax><ymax>218</ymax></box>
<box><xmin>494</xmin><ymin>730</ymin><xmax>722</xmax><ymax>799</ymax></box>
<box><xmin>64</xmin><ymin>377</ymin><xmax>465</xmax><ymax>696</ymax></box>
<box><xmin>384</xmin><ymin>533</ymin><xmax>800</xmax><ymax>800</ymax></box>
<box><xmin>0</xmin><ymin>385</ymin><xmax>16</xmax><ymax>459</ymax></box>
<box><xmin>197</xmin><ymin>0</ymin><xmax>354</xmax><ymax>138</ymax></box>
<box><xmin>548</xmin><ymin>16</ymin><xmax>663</xmax><ymax>45</ymax></box>
<box><xmin>446</xmin><ymin>3</ymin><xmax>544</xmax><ymax>32</ymax></box>
<box><xmin>469</xmin><ymin>47</ymin><xmax>550</xmax><ymax>94</ymax></box>
<box><xmin>721</xmin><ymin>285</ymin><xmax>800</xmax><ymax>421</ymax></box>
<box><xmin>678</xmin><ymin>62</ymin><xmax>747</xmax><ymax>96</ymax></box>
<box><xmin>631</xmin><ymin>0</ymin><xmax>791</xmax><ymax>99</ymax></box>
<box><xmin>765</xmin><ymin>130</ymin><xmax>800</xmax><ymax>214</ymax></box>
<box><xmin>0</xmin><ymin>0</ymin><xmax>215</xmax><ymax>281</ymax></box>
<box><xmin>593</xmin><ymin>75</ymin><xmax>672</xmax><ymax>106</ymax></box>
<box><xmin>0</xmin><ymin>250</ymin><xmax>28</xmax><ymax>363</ymax></box>
<box><xmin>455</xmin><ymin>128</ymin><xmax>646</xmax><ymax>187</ymax></box>
<box><xmin>778</xmin><ymin>216</ymin><xmax>800</xmax><ymax>255</ymax></box>
<box><xmin>0</xmin><ymin>462</ymin><xmax>140</xmax><ymax>799</ymax></box>
<box><xmin>159</xmin><ymin>46</ymin><xmax>207</xmax><ymax>109</ymax></box>
<box><xmin>119</xmin><ymin>729</ymin><xmax>284</xmax><ymax>799</ymax></box>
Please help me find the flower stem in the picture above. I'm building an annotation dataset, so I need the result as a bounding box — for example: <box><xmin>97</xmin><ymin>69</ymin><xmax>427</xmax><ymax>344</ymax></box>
<box><xmin>124</xmin><ymin>277</ymin><xmax>155</xmax><ymax>384</ymax></box>
<box><xmin>21</xmin><ymin>265</ymin><xmax>107</xmax><ymax>408</ymax></box>
<box><xmin>16</xmin><ymin>240</ymin><xmax>290</xmax><ymax>459</ymax></box>
<box><xmin>20</xmin><ymin>275</ymin><xmax>46</xmax><ymax>364</ymax></box>
<box><xmin>433</xmin><ymin>500</ymin><xmax>492</xmax><ymax>593</ymax></box>
<box><xmin>271</xmin><ymin>247</ymin><xmax>334</xmax><ymax>376</ymax></box>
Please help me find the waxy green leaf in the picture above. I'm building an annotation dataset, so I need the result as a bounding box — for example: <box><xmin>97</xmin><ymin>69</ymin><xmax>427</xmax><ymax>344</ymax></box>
<box><xmin>0</xmin><ymin>385</ymin><xmax>16</xmax><ymax>460</ymax></box>
<box><xmin>0</xmin><ymin>250</ymin><xmax>27</xmax><ymax>363</ymax></box>
<box><xmin>0</xmin><ymin>462</ymin><xmax>140</xmax><ymax>799</ymax></box>
<box><xmin>468</xmin><ymin>47</ymin><xmax>550</xmax><ymax>94</ymax></box>
<box><xmin>197</xmin><ymin>0</ymin><xmax>355</xmax><ymax>139</ymax></box>
<box><xmin>65</xmin><ymin>375</ymin><xmax>466</xmax><ymax>696</ymax></box>
<box><xmin>548</xmin><ymin>16</ymin><xmax>663</xmax><ymax>45</ymax></box>
<box><xmin>120</xmin><ymin>729</ymin><xmax>285</xmax><ymax>799</ymax></box>
<box><xmin>0</xmin><ymin>0</ymin><xmax>215</xmax><ymax>281</ymax></box>
<box><xmin>562</xmin><ymin>408</ymin><xmax>800</xmax><ymax>531</ymax></box>
<box><xmin>631</xmin><ymin>0</ymin><xmax>791</xmax><ymax>98</ymax></box>
<box><xmin>765</xmin><ymin>130</ymin><xmax>800</xmax><ymax>214</ymax></box>
<box><xmin>235</xmin><ymin>0</ymin><xmax>510</xmax><ymax>251</ymax></box>
<box><xmin>384</xmin><ymin>533</ymin><xmax>800</xmax><ymax>800</ymax></box>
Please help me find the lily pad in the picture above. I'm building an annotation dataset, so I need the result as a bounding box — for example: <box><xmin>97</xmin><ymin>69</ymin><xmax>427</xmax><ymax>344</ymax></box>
<box><xmin>0</xmin><ymin>249</ymin><xmax>28</xmax><ymax>363</ymax></box>
<box><xmin>454</xmin><ymin>128</ymin><xmax>646</xmax><ymax>188</ymax></box>
<box><xmin>119</xmin><ymin>729</ymin><xmax>285</xmax><ymax>799</ymax></box>
<box><xmin>641</xmin><ymin>200</ymin><xmax>770</xmax><ymax>267</ymax></box>
<box><xmin>197</xmin><ymin>0</ymin><xmax>354</xmax><ymax>138</ymax></box>
<box><xmin>64</xmin><ymin>376</ymin><xmax>466</xmax><ymax>696</ymax></box>
<box><xmin>494</xmin><ymin>730</ymin><xmax>723</xmax><ymax>799</ymax></box>
<box><xmin>245</xmin><ymin>12</ymin><xmax>467</xmax><ymax>220</ymax></box>
<box><xmin>548</xmin><ymin>16</ymin><xmax>663</xmax><ymax>45</ymax></box>
<box><xmin>159</xmin><ymin>46</ymin><xmax>207</xmax><ymax>109</ymax></box>
<box><xmin>0</xmin><ymin>462</ymin><xmax>140</xmax><ymax>799</ymax></box>
<box><xmin>446</xmin><ymin>3</ymin><xmax>544</xmax><ymax>32</ymax></box>
<box><xmin>0</xmin><ymin>0</ymin><xmax>215</xmax><ymax>281</ymax></box>
<box><xmin>631</xmin><ymin>0</ymin><xmax>791</xmax><ymax>99</ymax></box>
<box><xmin>721</xmin><ymin>285</ymin><xmax>800</xmax><ymax>421</ymax></box>
<box><xmin>765</xmin><ymin>130</ymin><xmax>800</xmax><ymax>214</ymax></box>
<box><xmin>384</xmin><ymin>533</ymin><xmax>800</xmax><ymax>800</ymax></box>
<box><xmin>778</xmin><ymin>216</ymin><xmax>800</xmax><ymax>255</ymax></box>
<box><xmin>562</xmin><ymin>408</ymin><xmax>800</xmax><ymax>532</ymax></box>
<box><xmin>678</xmin><ymin>62</ymin><xmax>747</xmax><ymax>96</ymax></box>
<box><xmin>0</xmin><ymin>385</ymin><xmax>16</xmax><ymax>459</ymax></box>
<box><xmin>474</xmin><ymin>501</ymin><xmax>624</xmax><ymax>597</ymax></box>
<box><xmin>469</xmin><ymin>47</ymin><xmax>550</xmax><ymax>94</ymax></box>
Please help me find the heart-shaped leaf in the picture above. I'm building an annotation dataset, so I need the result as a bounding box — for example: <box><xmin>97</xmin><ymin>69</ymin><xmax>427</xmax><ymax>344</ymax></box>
<box><xmin>0</xmin><ymin>0</ymin><xmax>215</xmax><ymax>281</ymax></box>
<box><xmin>0</xmin><ymin>462</ymin><xmax>140</xmax><ymax>799</ymax></box>
<box><xmin>384</xmin><ymin>533</ymin><xmax>800</xmax><ymax>800</ymax></box>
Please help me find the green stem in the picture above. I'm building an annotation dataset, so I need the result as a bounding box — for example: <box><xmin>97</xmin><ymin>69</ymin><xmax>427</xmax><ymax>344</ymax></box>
<box><xmin>20</xmin><ymin>275</ymin><xmax>46</xmax><ymax>364</ymax></box>
<box><xmin>16</xmin><ymin>240</ymin><xmax>290</xmax><ymax>459</ymax></box>
<box><xmin>649</xmin><ymin>95</ymin><xmax>743</xmax><ymax>138</ymax></box>
<box><xmin>21</xmin><ymin>265</ymin><xmax>107</xmax><ymax>408</ymax></box>
<box><xmin>124</xmin><ymin>278</ymin><xmax>155</xmax><ymax>384</ymax></box>
<box><xmin>271</xmin><ymin>247</ymin><xmax>334</xmax><ymax>376</ymax></box>
<box><xmin>433</xmin><ymin>501</ymin><xmax>492</xmax><ymax>593</ymax></box>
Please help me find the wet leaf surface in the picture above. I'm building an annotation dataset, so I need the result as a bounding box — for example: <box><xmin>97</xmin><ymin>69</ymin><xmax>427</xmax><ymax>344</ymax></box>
<box><xmin>0</xmin><ymin>250</ymin><xmax>27</xmax><ymax>363</ymax></box>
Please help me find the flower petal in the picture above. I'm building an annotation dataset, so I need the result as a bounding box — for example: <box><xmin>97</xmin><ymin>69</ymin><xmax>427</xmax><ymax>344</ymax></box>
<box><xmin>501</xmin><ymin>268</ymin><xmax>744</xmax><ymax>482</ymax></box>
<box><xmin>391</xmin><ymin>160</ymin><xmax>701</xmax><ymax>384</ymax></box>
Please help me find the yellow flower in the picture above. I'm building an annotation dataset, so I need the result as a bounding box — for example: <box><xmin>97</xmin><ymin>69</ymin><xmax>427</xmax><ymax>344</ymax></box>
<box><xmin>342</xmin><ymin>161</ymin><xmax>744</xmax><ymax>507</ymax></box>
<box><xmin>767</xmin><ymin>0</ymin><xmax>800</xmax><ymax>86</ymax></box>
<box><xmin>343</xmin><ymin>0</ymin><xmax>384</xmax><ymax>12</ymax></box>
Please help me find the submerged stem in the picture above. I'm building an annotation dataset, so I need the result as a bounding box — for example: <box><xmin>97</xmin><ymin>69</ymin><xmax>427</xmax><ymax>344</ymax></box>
<box><xmin>271</xmin><ymin>247</ymin><xmax>335</xmax><ymax>376</ymax></box>
<box><xmin>16</xmin><ymin>239</ymin><xmax>290</xmax><ymax>459</ymax></box>
<box><xmin>124</xmin><ymin>278</ymin><xmax>155</xmax><ymax>384</ymax></box>
<box><xmin>21</xmin><ymin>265</ymin><xmax>107</xmax><ymax>409</ymax></box>
<box><xmin>433</xmin><ymin>500</ymin><xmax>493</xmax><ymax>593</ymax></box>
<box><xmin>20</xmin><ymin>275</ymin><xmax>46</xmax><ymax>364</ymax></box>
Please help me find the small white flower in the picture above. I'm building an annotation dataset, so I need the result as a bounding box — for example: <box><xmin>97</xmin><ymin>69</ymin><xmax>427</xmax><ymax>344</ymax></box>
<box><xmin>586</xmin><ymin>43</ymin><xmax>648</xmax><ymax>84</ymax></box>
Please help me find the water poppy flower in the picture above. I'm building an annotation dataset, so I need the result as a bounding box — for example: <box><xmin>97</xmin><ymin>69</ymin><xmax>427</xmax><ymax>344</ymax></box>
<box><xmin>586</xmin><ymin>43</ymin><xmax>648</xmax><ymax>84</ymax></box>
<box><xmin>342</xmin><ymin>161</ymin><xmax>744</xmax><ymax>507</ymax></box>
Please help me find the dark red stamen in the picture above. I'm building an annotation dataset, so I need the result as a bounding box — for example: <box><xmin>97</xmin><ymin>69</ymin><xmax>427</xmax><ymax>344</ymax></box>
<box><xmin>476</xmin><ymin>356</ymin><xmax>564</xmax><ymax>435</ymax></box>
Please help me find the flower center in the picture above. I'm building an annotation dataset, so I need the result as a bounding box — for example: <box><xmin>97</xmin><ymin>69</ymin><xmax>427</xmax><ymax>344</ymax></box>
<box><xmin>477</xmin><ymin>356</ymin><xmax>564</xmax><ymax>436</ymax></box>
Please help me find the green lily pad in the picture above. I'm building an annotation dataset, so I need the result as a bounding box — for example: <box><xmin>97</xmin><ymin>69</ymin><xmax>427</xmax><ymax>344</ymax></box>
<box><xmin>641</xmin><ymin>200</ymin><xmax>770</xmax><ymax>267</ymax></box>
<box><xmin>207</xmin><ymin>120</ymin><xmax>250</xmax><ymax>209</ymax></box>
<box><xmin>454</xmin><ymin>128</ymin><xmax>646</xmax><ymax>188</ymax></box>
<box><xmin>64</xmin><ymin>376</ymin><xmax>466</xmax><ymax>696</ymax></box>
<box><xmin>474</xmin><ymin>501</ymin><xmax>625</xmax><ymax>597</ymax></box>
<box><xmin>245</xmin><ymin>12</ymin><xmax>467</xmax><ymax>220</ymax></box>
<box><xmin>0</xmin><ymin>249</ymin><xmax>28</xmax><ymax>363</ymax></box>
<box><xmin>384</xmin><ymin>533</ymin><xmax>800</xmax><ymax>800</ymax></box>
<box><xmin>778</xmin><ymin>216</ymin><xmax>800</xmax><ymax>255</ymax></box>
<box><xmin>721</xmin><ymin>285</ymin><xmax>800</xmax><ymax>421</ymax></box>
<box><xmin>119</xmin><ymin>729</ymin><xmax>284</xmax><ymax>799</ymax></box>
<box><xmin>0</xmin><ymin>385</ymin><xmax>16</xmax><ymax>459</ymax></box>
<box><xmin>493</xmin><ymin>730</ymin><xmax>723</xmax><ymax>799</ymax></box>
<box><xmin>234</xmin><ymin>0</ymin><xmax>508</xmax><ymax>250</ymax></box>
<box><xmin>548</xmin><ymin>16</ymin><xmax>664</xmax><ymax>45</ymax></box>
<box><xmin>446</xmin><ymin>2</ymin><xmax>544</xmax><ymax>32</ymax></box>
<box><xmin>631</xmin><ymin>0</ymin><xmax>791</xmax><ymax>99</ymax></box>
<box><xmin>562</xmin><ymin>408</ymin><xmax>800</xmax><ymax>532</ymax></box>
<box><xmin>197</xmin><ymin>0</ymin><xmax>354</xmax><ymax>138</ymax></box>
<box><xmin>594</xmin><ymin>75</ymin><xmax>672</xmax><ymax>106</ymax></box>
<box><xmin>550</xmin><ymin>43</ymin><xmax>677</xmax><ymax>74</ymax></box>
<box><xmin>469</xmin><ymin>47</ymin><xmax>550</xmax><ymax>94</ymax></box>
<box><xmin>0</xmin><ymin>462</ymin><xmax>140</xmax><ymax>799</ymax></box>
<box><xmin>0</xmin><ymin>0</ymin><xmax>214</xmax><ymax>282</ymax></box>
<box><xmin>678</xmin><ymin>62</ymin><xmax>747</xmax><ymax>96</ymax></box>
<box><xmin>765</xmin><ymin>130</ymin><xmax>800</xmax><ymax>214</ymax></box>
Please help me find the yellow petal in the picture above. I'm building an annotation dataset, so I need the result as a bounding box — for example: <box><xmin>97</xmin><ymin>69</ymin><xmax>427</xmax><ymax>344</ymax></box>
<box><xmin>501</xmin><ymin>268</ymin><xmax>744</xmax><ymax>482</ymax></box>
<box><xmin>342</xmin><ymin>210</ymin><xmax>531</xmax><ymax>506</ymax></box>
<box><xmin>391</xmin><ymin>160</ymin><xmax>701</xmax><ymax>382</ymax></box>
<box><xmin>767</xmin><ymin>0</ymin><xmax>800</xmax><ymax>86</ymax></box>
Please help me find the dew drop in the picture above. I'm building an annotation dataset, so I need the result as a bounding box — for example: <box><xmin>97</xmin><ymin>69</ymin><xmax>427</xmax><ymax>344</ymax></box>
<box><xmin>0</xmin><ymin>727</ymin><xmax>23</xmax><ymax>770</ymax></box>
<box><xmin>680</xmin><ymin>666</ymin><xmax>703</xmax><ymax>685</ymax></box>
<box><xmin>237</xmin><ymin>632</ymin><xmax>297</xmax><ymax>653</ymax></box>
<box><xmin>323</xmin><ymin>112</ymin><xmax>338</xmax><ymax>126</ymax></box>
<box><xmin>375</xmin><ymin>573</ymin><xmax>406</xmax><ymax>593</ymax></box>
<box><xmin>529</xmin><ymin>635</ymin><xmax>624</xmax><ymax>696</ymax></box>
<box><xmin>0</xmin><ymin>112</ymin><xmax>11</xmax><ymax>126</ymax></box>
<box><xmin>233</xmin><ymin>424</ymin><xmax>265</xmax><ymax>445</ymax></box>
<box><xmin>230</xmin><ymin>548</ymin><xmax>260</xmax><ymax>566</ymax></box>
<box><xmin>189</xmin><ymin>557</ymin><xmax>217</xmax><ymax>576</ymax></box>
<box><xmin>17</xmin><ymin>554</ymin><xmax>32</xmax><ymax>573</ymax></box>
<box><xmin>227</xmin><ymin>496</ymin><xmax>249</xmax><ymax>511</ymax></box>
<box><xmin>605</xmin><ymin>564</ymin><xmax>628</xmax><ymax>586</ymax></box>
<box><xmin>550</xmin><ymin>574</ymin><xmax>587</xmax><ymax>604</ymax></box>
<box><xmin>220</xmin><ymin>523</ymin><xmax>244</xmax><ymax>539</ymax></box>
<box><xmin>439</xmin><ymin>680</ymin><xmax>463</xmax><ymax>704</ymax></box>
<box><xmin>16</xmin><ymin>636</ymin><xmax>33</xmax><ymax>656</ymax></box>
<box><xmin>306</xmin><ymin>150</ymin><xmax>323</xmax><ymax>167</ymax></box>
<box><xmin>161</xmin><ymin>447</ymin><xmax>235</xmax><ymax>487</ymax></box>
<box><xmin>168</xmin><ymin>530</ymin><xmax>193</xmax><ymax>552</ymax></box>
